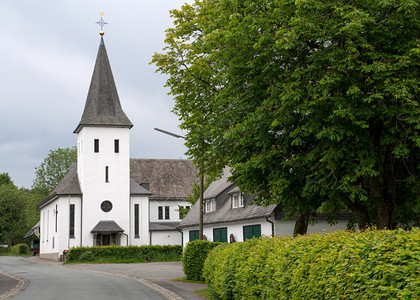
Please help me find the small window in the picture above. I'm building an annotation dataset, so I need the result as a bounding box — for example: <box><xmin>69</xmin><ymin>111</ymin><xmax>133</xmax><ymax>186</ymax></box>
<box><xmin>69</xmin><ymin>204</ymin><xmax>75</xmax><ymax>238</ymax></box>
<box><xmin>204</xmin><ymin>199</ymin><xmax>215</xmax><ymax>213</ymax></box>
<box><xmin>189</xmin><ymin>230</ymin><xmax>199</xmax><ymax>242</ymax></box>
<box><xmin>165</xmin><ymin>206</ymin><xmax>170</xmax><ymax>220</ymax></box>
<box><xmin>158</xmin><ymin>206</ymin><xmax>163</xmax><ymax>220</ymax></box>
<box><xmin>232</xmin><ymin>193</ymin><xmax>244</xmax><ymax>208</ymax></box>
<box><xmin>134</xmin><ymin>204</ymin><xmax>139</xmax><ymax>238</ymax></box>
<box><xmin>114</xmin><ymin>139</ymin><xmax>119</xmax><ymax>153</ymax></box>
<box><xmin>94</xmin><ymin>139</ymin><xmax>99</xmax><ymax>153</ymax></box>
<box><xmin>243</xmin><ymin>224</ymin><xmax>261</xmax><ymax>240</ymax></box>
<box><xmin>101</xmin><ymin>200</ymin><xmax>113</xmax><ymax>212</ymax></box>
<box><xmin>105</xmin><ymin>166</ymin><xmax>109</xmax><ymax>182</ymax></box>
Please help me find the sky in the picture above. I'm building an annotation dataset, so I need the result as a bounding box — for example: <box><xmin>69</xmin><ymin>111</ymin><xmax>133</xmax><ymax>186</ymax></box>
<box><xmin>0</xmin><ymin>1</ymin><xmax>191</xmax><ymax>188</ymax></box>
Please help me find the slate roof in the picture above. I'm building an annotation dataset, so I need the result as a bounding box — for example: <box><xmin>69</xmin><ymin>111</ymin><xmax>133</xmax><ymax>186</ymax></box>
<box><xmin>179</xmin><ymin>168</ymin><xmax>277</xmax><ymax>228</ymax></box>
<box><xmin>203</xmin><ymin>167</ymin><xmax>232</xmax><ymax>199</ymax></box>
<box><xmin>149</xmin><ymin>222</ymin><xmax>180</xmax><ymax>231</ymax></box>
<box><xmin>23</xmin><ymin>221</ymin><xmax>40</xmax><ymax>239</ymax></box>
<box><xmin>74</xmin><ymin>37</ymin><xmax>133</xmax><ymax>133</ymax></box>
<box><xmin>37</xmin><ymin>164</ymin><xmax>81</xmax><ymax>209</ymax></box>
<box><xmin>130</xmin><ymin>159</ymin><xmax>199</xmax><ymax>200</ymax></box>
<box><xmin>91</xmin><ymin>220</ymin><xmax>124</xmax><ymax>233</ymax></box>
<box><xmin>130</xmin><ymin>179</ymin><xmax>153</xmax><ymax>196</ymax></box>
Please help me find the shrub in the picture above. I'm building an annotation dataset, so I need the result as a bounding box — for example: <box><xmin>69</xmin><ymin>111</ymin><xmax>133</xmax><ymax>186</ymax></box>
<box><xmin>11</xmin><ymin>243</ymin><xmax>29</xmax><ymax>255</ymax></box>
<box><xmin>204</xmin><ymin>228</ymin><xmax>420</xmax><ymax>299</ymax></box>
<box><xmin>67</xmin><ymin>245</ymin><xmax>183</xmax><ymax>263</ymax></box>
<box><xmin>183</xmin><ymin>240</ymin><xmax>221</xmax><ymax>281</ymax></box>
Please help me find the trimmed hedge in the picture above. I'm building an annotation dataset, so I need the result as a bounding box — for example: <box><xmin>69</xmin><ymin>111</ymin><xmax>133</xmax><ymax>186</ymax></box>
<box><xmin>183</xmin><ymin>240</ymin><xmax>221</xmax><ymax>281</ymax></box>
<box><xmin>11</xmin><ymin>243</ymin><xmax>29</xmax><ymax>255</ymax></box>
<box><xmin>203</xmin><ymin>228</ymin><xmax>420</xmax><ymax>299</ymax></box>
<box><xmin>67</xmin><ymin>245</ymin><xmax>183</xmax><ymax>263</ymax></box>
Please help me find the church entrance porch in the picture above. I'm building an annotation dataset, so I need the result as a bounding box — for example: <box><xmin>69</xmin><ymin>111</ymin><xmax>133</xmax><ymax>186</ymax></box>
<box><xmin>91</xmin><ymin>220</ymin><xmax>124</xmax><ymax>246</ymax></box>
<box><xmin>94</xmin><ymin>233</ymin><xmax>121</xmax><ymax>246</ymax></box>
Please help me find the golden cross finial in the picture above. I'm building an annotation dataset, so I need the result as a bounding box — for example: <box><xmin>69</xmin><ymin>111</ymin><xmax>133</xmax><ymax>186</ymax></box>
<box><xmin>96</xmin><ymin>12</ymin><xmax>108</xmax><ymax>36</ymax></box>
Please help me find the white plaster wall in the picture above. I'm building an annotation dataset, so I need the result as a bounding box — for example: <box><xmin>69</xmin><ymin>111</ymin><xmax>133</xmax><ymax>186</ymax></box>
<box><xmin>149</xmin><ymin>200</ymin><xmax>191</xmax><ymax>222</ymax></box>
<box><xmin>182</xmin><ymin>219</ymin><xmax>273</xmax><ymax>247</ymax></box>
<box><xmin>40</xmin><ymin>196</ymin><xmax>82</xmax><ymax>260</ymax></box>
<box><xmin>77</xmin><ymin>127</ymin><xmax>130</xmax><ymax>246</ymax></box>
<box><xmin>151</xmin><ymin>231</ymin><xmax>182</xmax><ymax>246</ymax></box>
<box><xmin>130</xmin><ymin>196</ymin><xmax>150</xmax><ymax>246</ymax></box>
<box><xmin>274</xmin><ymin>219</ymin><xmax>349</xmax><ymax>237</ymax></box>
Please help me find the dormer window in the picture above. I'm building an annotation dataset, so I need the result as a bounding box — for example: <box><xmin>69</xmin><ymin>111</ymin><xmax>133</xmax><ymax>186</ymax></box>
<box><xmin>231</xmin><ymin>193</ymin><xmax>244</xmax><ymax>208</ymax></box>
<box><xmin>204</xmin><ymin>199</ymin><xmax>215</xmax><ymax>213</ymax></box>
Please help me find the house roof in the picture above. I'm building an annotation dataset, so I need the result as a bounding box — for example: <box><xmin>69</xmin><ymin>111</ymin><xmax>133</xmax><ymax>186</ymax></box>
<box><xmin>37</xmin><ymin>164</ymin><xmax>81</xmax><ymax>209</ymax></box>
<box><xmin>149</xmin><ymin>222</ymin><xmax>180</xmax><ymax>231</ymax></box>
<box><xmin>91</xmin><ymin>220</ymin><xmax>124</xmax><ymax>233</ymax></box>
<box><xmin>130</xmin><ymin>159</ymin><xmax>199</xmax><ymax>200</ymax></box>
<box><xmin>203</xmin><ymin>167</ymin><xmax>233</xmax><ymax>199</ymax></box>
<box><xmin>179</xmin><ymin>169</ymin><xmax>277</xmax><ymax>228</ymax></box>
<box><xmin>179</xmin><ymin>196</ymin><xmax>277</xmax><ymax>228</ymax></box>
<box><xmin>23</xmin><ymin>221</ymin><xmax>40</xmax><ymax>239</ymax></box>
<box><xmin>74</xmin><ymin>37</ymin><xmax>132</xmax><ymax>133</ymax></box>
<box><xmin>130</xmin><ymin>179</ymin><xmax>153</xmax><ymax>196</ymax></box>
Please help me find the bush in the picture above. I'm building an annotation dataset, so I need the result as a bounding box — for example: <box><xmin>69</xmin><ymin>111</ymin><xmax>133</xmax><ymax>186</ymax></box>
<box><xmin>204</xmin><ymin>228</ymin><xmax>420</xmax><ymax>299</ymax></box>
<box><xmin>67</xmin><ymin>245</ymin><xmax>183</xmax><ymax>263</ymax></box>
<box><xmin>11</xmin><ymin>243</ymin><xmax>29</xmax><ymax>255</ymax></box>
<box><xmin>183</xmin><ymin>240</ymin><xmax>221</xmax><ymax>281</ymax></box>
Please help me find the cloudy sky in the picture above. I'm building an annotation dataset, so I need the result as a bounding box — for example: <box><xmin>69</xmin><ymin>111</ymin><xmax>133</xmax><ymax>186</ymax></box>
<box><xmin>0</xmin><ymin>1</ymin><xmax>191</xmax><ymax>188</ymax></box>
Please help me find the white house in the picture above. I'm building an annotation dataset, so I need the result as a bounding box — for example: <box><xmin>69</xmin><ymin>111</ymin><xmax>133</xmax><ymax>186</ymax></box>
<box><xmin>179</xmin><ymin>169</ymin><xmax>351</xmax><ymax>247</ymax></box>
<box><xmin>37</xmin><ymin>35</ymin><xmax>198</xmax><ymax>261</ymax></box>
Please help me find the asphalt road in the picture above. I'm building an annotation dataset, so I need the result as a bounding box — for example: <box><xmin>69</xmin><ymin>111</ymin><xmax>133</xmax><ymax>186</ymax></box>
<box><xmin>0</xmin><ymin>256</ymin><xmax>169</xmax><ymax>300</ymax></box>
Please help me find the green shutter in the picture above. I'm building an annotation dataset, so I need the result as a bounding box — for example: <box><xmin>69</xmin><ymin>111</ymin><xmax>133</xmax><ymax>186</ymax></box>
<box><xmin>189</xmin><ymin>230</ymin><xmax>199</xmax><ymax>242</ymax></box>
<box><xmin>213</xmin><ymin>227</ymin><xmax>227</xmax><ymax>242</ymax></box>
<box><xmin>243</xmin><ymin>225</ymin><xmax>261</xmax><ymax>240</ymax></box>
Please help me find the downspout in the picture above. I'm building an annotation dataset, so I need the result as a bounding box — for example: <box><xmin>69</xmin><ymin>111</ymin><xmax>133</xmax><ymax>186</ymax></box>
<box><xmin>68</xmin><ymin>196</ymin><xmax>71</xmax><ymax>249</ymax></box>
<box><xmin>80</xmin><ymin>195</ymin><xmax>83</xmax><ymax>247</ymax></box>
<box><xmin>122</xmin><ymin>232</ymin><xmax>129</xmax><ymax>246</ymax></box>
<box><xmin>266</xmin><ymin>217</ymin><xmax>274</xmax><ymax>237</ymax></box>
<box><xmin>177</xmin><ymin>227</ymin><xmax>183</xmax><ymax>247</ymax></box>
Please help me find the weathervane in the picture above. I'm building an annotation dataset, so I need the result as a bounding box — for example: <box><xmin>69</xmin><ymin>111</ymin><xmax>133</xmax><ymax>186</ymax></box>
<box><xmin>96</xmin><ymin>12</ymin><xmax>108</xmax><ymax>36</ymax></box>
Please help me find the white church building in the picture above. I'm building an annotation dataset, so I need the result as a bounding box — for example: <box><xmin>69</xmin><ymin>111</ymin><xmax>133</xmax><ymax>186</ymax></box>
<box><xmin>37</xmin><ymin>35</ymin><xmax>198</xmax><ymax>260</ymax></box>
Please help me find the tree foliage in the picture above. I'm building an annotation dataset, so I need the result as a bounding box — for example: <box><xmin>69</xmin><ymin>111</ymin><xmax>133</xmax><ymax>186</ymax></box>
<box><xmin>0</xmin><ymin>183</ymin><xmax>26</xmax><ymax>246</ymax></box>
<box><xmin>32</xmin><ymin>146</ymin><xmax>77</xmax><ymax>195</ymax></box>
<box><xmin>152</xmin><ymin>0</ymin><xmax>420</xmax><ymax>229</ymax></box>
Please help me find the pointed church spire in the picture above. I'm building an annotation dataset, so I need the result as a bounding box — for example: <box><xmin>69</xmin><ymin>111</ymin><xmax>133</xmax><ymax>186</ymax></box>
<box><xmin>74</xmin><ymin>36</ymin><xmax>133</xmax><ymax>133</ymax></box>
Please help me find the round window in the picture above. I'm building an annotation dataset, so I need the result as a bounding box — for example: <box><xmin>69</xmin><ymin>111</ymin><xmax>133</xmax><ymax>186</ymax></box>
<box><xmin>101</xmin><ymin>200</ymin><xmax>113</xmax><ymax>212</ymax></box>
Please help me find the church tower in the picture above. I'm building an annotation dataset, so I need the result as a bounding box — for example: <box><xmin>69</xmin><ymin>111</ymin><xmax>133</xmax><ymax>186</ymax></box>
<box><xmin>74</xmin><ymin>34</ymin><xmax>133</xmax><ymax>246</ymax></box>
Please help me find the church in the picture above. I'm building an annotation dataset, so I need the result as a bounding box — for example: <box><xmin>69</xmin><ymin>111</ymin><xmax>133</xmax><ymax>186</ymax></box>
<box><xmin>37</xmin><ymin>33</ymin><xmax>197</xmax><ymax>261</ymax></box>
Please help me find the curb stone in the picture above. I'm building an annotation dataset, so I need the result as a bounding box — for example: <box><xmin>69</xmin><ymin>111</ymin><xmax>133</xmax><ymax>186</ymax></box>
<box><xmin>0</xmin><ymin>271</ymin><xmax>28</xmax><ymax>300</ymax></box>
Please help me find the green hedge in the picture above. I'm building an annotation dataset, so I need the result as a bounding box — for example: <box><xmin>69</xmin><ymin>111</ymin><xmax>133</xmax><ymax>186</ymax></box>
<box><xmin>183</xmin><ymin>240</ymin><xmax>221</xmax><ymax>281</ymax></box>
<box><xmin>11</xmin><ymin>243</ymin><xmax>29</xmax><ymax>255</ymax></box>
<box><xmin>204</xmin><ymin>228</ymin><xmax>420</xmax><ymax>299</ymax></box>
<box><xmin>67</xmin><ymin>245</ymin><xmax>183</xmax><ymax>263</ymax></box>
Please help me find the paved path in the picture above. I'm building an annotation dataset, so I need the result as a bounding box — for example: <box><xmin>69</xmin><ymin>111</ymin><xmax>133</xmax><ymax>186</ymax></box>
<box><xmin>0</xmin><ymin>257</ymin><xmax>206</xmax><ymax>300</ymax></box>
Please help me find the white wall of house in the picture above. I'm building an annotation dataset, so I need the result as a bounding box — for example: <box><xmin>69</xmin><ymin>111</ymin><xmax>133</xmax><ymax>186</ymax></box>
<box><xmin>150</xmin><ymin>231</ymin><xmax>182</xmax><ymax>246</ymax></box>
<box><xmin>149</xmin><ymin>200</ymin><xmax>191</xmax><ymax>222</ymax></box>
<box><xmin>77</xmin><ymin>126</ymin><xmax>130</xmax><ymax>247</ymax></box>
<box><xmin>181</xmin><ymin>218</ymin><xmax>273</xmax><ymax>247</ymax></box>
<box><xmin>40</xmin><ymin>196</ymin><xmax>82</xmax><ymax>260</ymax></box>
<box><xmin>274</xmin><ymin>219</ymin><xmax>349</xmax><ymax>237</ymax></box>
<box><xmin>130</xmin><ymin>195</ymin><xmax>150</xmax><ymax>246</ymax></box>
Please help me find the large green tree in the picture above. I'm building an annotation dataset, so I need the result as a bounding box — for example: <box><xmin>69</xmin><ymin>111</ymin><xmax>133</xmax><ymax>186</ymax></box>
<box><xmin>153</xmin><ymin>0</ymin><xmax>420</xmax><ymax>229</ymax></box>
<box><xmin>32</xmin><ymin>146</ymin><xmax>77</xmax><ymax>196</ymax></box>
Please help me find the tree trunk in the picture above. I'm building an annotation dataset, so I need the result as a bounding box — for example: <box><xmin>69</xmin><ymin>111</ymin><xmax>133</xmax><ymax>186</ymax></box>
<box><xmin>7</xmin><ymin>231</ymin><xmax>12</xmax><ymax>247</ymax></box>
<box><xmin>338</xmin><ymin>193</ymin><xmax>370</xmax><ymax>229</ymax></box>
<box><xmin>293</xmin><ymin>212</ymin><xmax>310</xmax><ymax>237</ymax></box>
<box><xmin>376</xmin><ymin>200</ymin><xmax>394</xmax><ymax>229</ymax></box>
